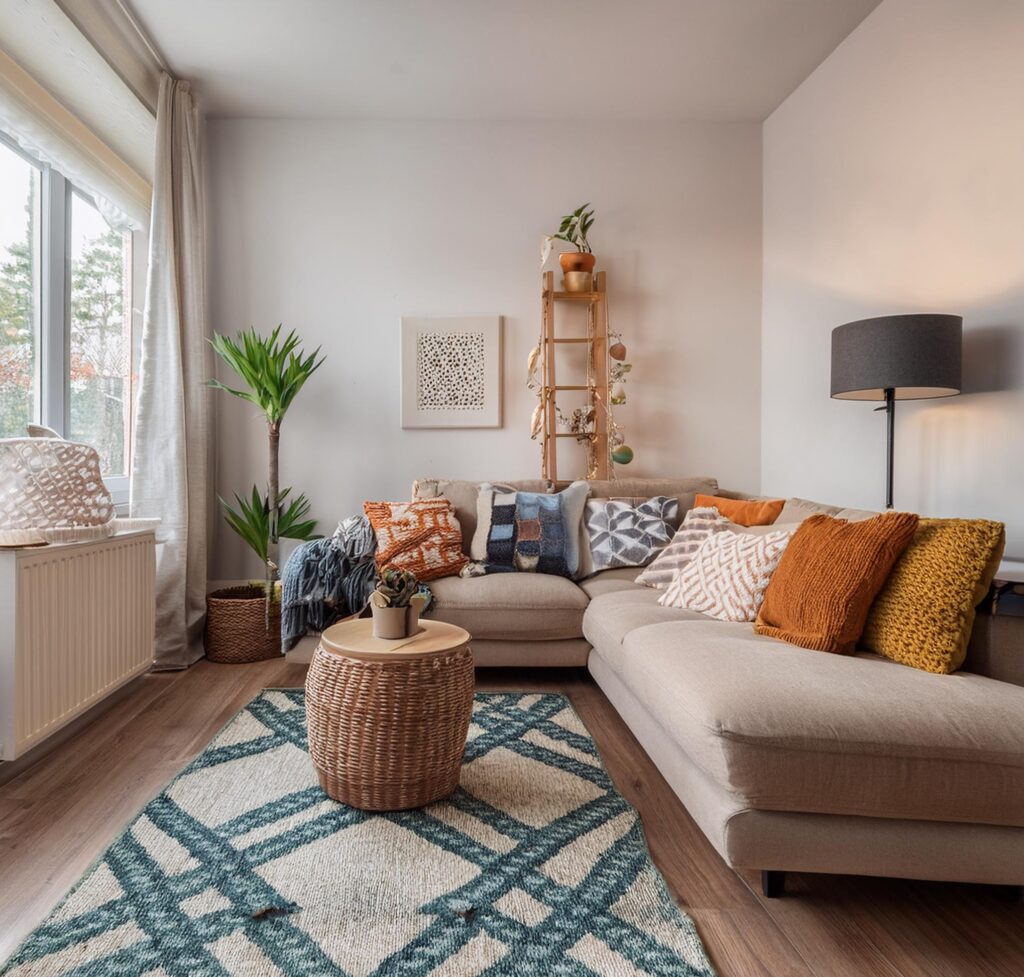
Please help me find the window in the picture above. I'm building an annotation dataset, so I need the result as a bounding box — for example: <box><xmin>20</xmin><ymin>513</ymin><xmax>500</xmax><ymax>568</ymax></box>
<box><xmin>0</xmin><ymin>130</ymin><xmax>144</xmax><ymax>502</ymax></box>
<box><xmin>69</xmin><ymin>190</ymin><xmax>133</xmax><ymax>478</ymax></box>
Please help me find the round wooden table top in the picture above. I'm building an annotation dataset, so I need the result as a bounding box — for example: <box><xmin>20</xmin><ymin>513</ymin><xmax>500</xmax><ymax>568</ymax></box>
<box><xmin>319</xmin><ymin>618</ymin><xmax>471</xmax><ymax>662</ymax></box>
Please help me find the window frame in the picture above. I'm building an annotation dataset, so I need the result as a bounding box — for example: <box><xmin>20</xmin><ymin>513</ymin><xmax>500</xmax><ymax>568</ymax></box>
<box><xmin>0</xmin><ymin>128</ymin><xmax>142</xmax><ymax>506</ymax></box>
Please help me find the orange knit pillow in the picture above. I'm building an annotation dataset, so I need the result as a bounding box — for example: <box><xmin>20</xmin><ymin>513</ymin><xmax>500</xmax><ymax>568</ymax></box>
<box><xmin>754</xmin><ymin>511</ymin><xmax>919</xmax><ymax>654</ymax></box>
<box><xmin>363</xmin><ymin>499</ymin><xmax>468</xmax><ymax>581</ymax></box>
<box><xmin>693</xmin><ymin>494</ymin><xmax>785</xmax><ymax>527</ymax></box>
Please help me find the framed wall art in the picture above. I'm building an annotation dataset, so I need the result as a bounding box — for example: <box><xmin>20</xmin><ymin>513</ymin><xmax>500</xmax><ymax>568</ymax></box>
<box><xmin>400</xmin><ymin>316</ymin><xmax>502</xmax><ymax>428</ymax></box>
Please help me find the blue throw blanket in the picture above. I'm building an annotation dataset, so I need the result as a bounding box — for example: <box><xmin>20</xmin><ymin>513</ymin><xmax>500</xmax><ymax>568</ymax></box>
<box><xmin>281</xmin><ymin>516</ymin><xmax>378</xmax><ymax>649</ymax></box>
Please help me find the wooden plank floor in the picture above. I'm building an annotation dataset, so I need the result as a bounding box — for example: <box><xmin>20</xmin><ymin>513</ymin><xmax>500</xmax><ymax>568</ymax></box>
<box><xmin>1</xmin><ymin>661</ymin><xmax>1021</xmax><ymax>975</ymax></box>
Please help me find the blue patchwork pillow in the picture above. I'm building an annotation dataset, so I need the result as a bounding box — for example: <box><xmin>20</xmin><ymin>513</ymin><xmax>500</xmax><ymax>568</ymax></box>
<box><xmin>471</xmin><ymin>481</ymin><xmax>589</xmax><ymax>577</ymax></box>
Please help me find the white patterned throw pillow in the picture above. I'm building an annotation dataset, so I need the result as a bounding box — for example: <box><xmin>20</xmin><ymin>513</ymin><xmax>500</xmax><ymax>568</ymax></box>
<box><xmin>658</xmin><ymin>528</ymin><xmax>792</xmax><ymax>622</ymax></box>
<box><xmin>635</xmin><ymin>506</ymin><xmax>728</xmax><ymax>589</ymax></box>
<box><xmin>582</xmin><ymin>496</ymin><xmax>678</xmax><ymax>574</ymax></box>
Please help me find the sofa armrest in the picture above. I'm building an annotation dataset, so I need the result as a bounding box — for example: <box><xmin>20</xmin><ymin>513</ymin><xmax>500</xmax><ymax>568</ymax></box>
<box><xmin>965</xmin><ymin>606</ymin><xmax>1024</xmax><ymax>687</ymax></box>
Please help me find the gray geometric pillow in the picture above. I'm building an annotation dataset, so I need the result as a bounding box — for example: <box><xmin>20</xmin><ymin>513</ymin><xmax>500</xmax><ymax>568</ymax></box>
<box><xmin>582</xmin><ymin>496</ymin><xmax>679</xmax><ymax>574</ymax></box>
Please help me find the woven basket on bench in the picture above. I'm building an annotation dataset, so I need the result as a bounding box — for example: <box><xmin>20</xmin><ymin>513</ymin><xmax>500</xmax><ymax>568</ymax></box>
<box><xmin>0</xmin><ymin>438</ymin><xmax>116</xmax><ymax>545</ymax></box>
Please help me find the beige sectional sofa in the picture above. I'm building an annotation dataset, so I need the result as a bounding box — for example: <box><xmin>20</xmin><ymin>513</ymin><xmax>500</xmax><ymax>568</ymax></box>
<box><xmin>290</xmin><ymin>475</ymin><xmax>1024</xmax><ymax>894</ymax></box>
<box><xmin>414</xmin><ymin>476</ymin><xmax>1024</xmax><ymax>896</ymax></box>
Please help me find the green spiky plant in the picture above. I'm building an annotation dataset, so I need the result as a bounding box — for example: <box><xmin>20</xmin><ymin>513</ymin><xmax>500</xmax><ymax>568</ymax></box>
<box><xmin>208</xmin><ymin>326</ymin><xmax>324</xmax><ymax>616</ymax></box>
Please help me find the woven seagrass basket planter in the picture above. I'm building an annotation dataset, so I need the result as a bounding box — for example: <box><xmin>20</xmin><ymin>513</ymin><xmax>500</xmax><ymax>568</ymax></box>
<box><xmin>204</xmin><ymin>585</ymin><xmax>281</xmax><ymax>663</ymax></box>
<box><xmin>306</xmin><ymin>631</ymin><xmax>474</xmax><ymax>811</ymax></box>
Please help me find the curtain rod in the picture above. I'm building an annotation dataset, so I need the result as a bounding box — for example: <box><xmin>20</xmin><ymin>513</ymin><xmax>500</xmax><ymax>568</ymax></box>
<box><xmin>113</xmin><ymin>0</ymin><xmax>170</xmax><ymax>75</ymax></box>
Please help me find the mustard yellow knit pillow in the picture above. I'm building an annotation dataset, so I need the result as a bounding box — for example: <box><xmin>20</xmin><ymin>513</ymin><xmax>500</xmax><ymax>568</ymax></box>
<box><xmin>862</xmin><ymin>518</ymin><xmax>1005</xmax><ymax>673</ymax></box>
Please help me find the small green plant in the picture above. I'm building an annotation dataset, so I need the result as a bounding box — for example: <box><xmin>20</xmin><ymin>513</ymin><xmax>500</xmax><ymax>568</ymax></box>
<box><xmin>541</xmin><ymin>203</ymin><xmax>595</xmax><ymax>266</ymax></box>
<box><xmin>208</xmin><ymin>325</ymin><xmax>324</xmax><ymax>611</ymax></box>
<box><xmin>373</xmin><ymin>568</ymin><xmax>419</xmax><ymax>608</ymax></box>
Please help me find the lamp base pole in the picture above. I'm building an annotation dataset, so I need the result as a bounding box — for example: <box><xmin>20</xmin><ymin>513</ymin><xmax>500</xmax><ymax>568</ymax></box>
<box><xmin>884</xmin><ymin>387</ymin><xmax>895</xmax><ymax>510</ymax></box>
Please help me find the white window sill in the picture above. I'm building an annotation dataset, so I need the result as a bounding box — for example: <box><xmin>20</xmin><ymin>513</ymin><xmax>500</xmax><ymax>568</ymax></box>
<box><xmin>105</xmin><ymin>475</ymin><xmax>130</xmax><ymax>512</ymax></box>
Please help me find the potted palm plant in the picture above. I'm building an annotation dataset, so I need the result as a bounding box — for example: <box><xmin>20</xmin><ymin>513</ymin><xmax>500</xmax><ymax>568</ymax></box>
<box><xmin>205</xmin><ymin>326</ymin><xmax>324</xmax><ymax>662</ymax></box>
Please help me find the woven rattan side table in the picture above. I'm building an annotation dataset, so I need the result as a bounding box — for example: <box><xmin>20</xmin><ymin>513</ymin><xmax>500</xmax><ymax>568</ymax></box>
<box><xmin>305</xmin><ymin>619</ymin><xmax>474</xmax><ymax>811</ymax></box>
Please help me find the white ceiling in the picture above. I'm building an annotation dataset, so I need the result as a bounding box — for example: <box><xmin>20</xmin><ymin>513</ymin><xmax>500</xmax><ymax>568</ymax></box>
<box><xmin>130</xmin><ymin>0</ymin><xmax>881</xmax><ymax>121</ymax></box>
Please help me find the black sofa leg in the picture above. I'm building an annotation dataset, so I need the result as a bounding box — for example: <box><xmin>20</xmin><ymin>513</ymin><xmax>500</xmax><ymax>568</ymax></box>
<box><xmin>761</xmin><ymin>870</ymin><xmax>786</xmax><ymax>898</ymax></box>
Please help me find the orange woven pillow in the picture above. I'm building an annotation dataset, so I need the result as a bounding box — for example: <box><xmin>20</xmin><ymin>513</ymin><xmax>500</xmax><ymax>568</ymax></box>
<box><xmin>694</xmin><ymin>494</ymin><xmax>785</xmax><ymax>527</ymax></box>
<box><xmin>754</xmin><ymin>511</ymin><xmax>919</xmax><ymax>654</ymax></box>
<box><xmin>363</xmin><ymin>499</ymin><xmax>468</xmax><ymax>581</ymax></box>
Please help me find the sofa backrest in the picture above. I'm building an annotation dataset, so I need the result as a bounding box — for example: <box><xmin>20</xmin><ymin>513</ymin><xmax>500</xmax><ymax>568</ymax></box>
<box><xmin>774</xmin><ymin>496</ymin><xmax>880</xmax><ymax>524</ymax></box>
<box><xmin>411</xmin><ymin>478</ymin><xmax>549</xmax><ymax>546</ymax></box>
<box><xmin>551</xmin><ymin>476</ymin><xmax>718</xmax><ymax>529</ymax></box>
<box><xmin>414</xmin><ymin>475</ymin><xmax>719</xmax><ymax>553</ymax></box>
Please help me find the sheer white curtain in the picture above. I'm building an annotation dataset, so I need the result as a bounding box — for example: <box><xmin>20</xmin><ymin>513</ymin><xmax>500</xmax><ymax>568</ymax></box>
<box><xmin>0</xmin><ymin>47</ymin><xmax>150</xmax><ymax>230</ymax></box>
<box><xmin>131</xmin><ymin>74</ymin><xmax>211</xmax><ymax>670</ymax></box>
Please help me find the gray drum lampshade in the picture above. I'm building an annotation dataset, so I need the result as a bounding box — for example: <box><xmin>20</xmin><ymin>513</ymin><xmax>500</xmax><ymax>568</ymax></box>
<box><xmin>831</xmin><ymin>314</ymin><xmax>963</xmax><ymax>400</ymax></box>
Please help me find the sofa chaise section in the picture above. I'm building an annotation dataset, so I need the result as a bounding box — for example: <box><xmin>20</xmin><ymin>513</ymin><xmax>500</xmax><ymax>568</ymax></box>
<box><xmin>584</xmin><ymin>586</ymin><xmax>1024</xmax><ymax>888</ymax></box>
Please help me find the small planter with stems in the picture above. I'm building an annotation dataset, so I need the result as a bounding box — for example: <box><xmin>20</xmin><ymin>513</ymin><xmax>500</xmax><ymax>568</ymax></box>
<box><xmin>542</xmin><ymin>203</ymin><xmax>596</xmax><ymax>292</ymax></box>
<box><xmin>369</xmin><ymin>568</ymin><xmax>428</xmax><ymax>639</ymax></box>
<box><xmin>204</xmin><ymin>326</ymin><xmax>324</xmax><ymax>663</ymax></box>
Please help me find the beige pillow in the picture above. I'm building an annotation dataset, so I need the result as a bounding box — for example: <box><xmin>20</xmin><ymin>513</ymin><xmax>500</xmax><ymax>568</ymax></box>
<box><xmin>635</xmin><ymin>507</ymin><xmax>725</xmax><ymax>589</ymax></box>
<box><xmin>659</xmin><ymin>528</ymin><xmax>792</xmax><ymax>622</ymax></box>
<box><xmin>635</xmin><ymin>507</ymin><xmax>784</xmax><ymax>589</ymax></box>
<box><xmin>776</xmin><ymin>497</ymin><xmax>878</xmax><ymax>525</ymax></box>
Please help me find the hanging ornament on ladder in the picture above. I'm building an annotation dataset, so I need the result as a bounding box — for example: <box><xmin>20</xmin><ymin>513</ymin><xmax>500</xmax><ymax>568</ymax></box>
<box><xmin>604</xmin><ymin>318</ymin><xmax>634</xmax><ymax>470</ymax></box>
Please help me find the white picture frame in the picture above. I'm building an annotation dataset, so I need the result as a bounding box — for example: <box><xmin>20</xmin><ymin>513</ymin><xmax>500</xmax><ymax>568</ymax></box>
<box><xmin>400</xmin><ymin>316</ymin><xmax>502</xmax><ymax>428</ymax></box>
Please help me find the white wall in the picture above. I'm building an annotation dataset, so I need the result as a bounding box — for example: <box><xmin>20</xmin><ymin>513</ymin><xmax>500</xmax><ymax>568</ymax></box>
<box><xmin>763</xmin><ymin>0</ymin><xmax>1024</xmax><ymax>556</ymax></box>
<box><xmin>207</xmin><ymin>120</ymin><xmax>762</xmax><ymax>578</ymax></box>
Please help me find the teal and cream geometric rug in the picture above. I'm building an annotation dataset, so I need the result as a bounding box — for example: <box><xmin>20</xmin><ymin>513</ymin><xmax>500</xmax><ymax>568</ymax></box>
<box><xmin>2</xmin><ymin>691</ymin><xmax>716</xmax><ymax>976</ymax></box>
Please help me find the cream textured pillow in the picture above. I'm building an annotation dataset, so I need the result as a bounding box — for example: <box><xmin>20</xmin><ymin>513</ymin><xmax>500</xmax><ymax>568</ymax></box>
<box><xmin>635</xmin><ymin>507</ymin><xmax>727</xmax><ymax>589</ymax></box>
<box><xmin>659</xmin><ymin>528</ymin><xmax>792</xmax><ymax>622</ymax></box>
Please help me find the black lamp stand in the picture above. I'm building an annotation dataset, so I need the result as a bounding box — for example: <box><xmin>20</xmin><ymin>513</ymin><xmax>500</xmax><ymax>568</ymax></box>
<box><xmin>831</xmin><ymin>314</ymin><xmax>962</xmax><ymax>513</ymax></box>
<box><xmin>873</xmin><ymin>387</ymin><xmax>895</xmax><ymax>510</ymax></box>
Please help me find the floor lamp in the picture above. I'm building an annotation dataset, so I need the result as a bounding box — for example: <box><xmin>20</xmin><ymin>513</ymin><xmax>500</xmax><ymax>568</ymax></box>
<box><xmin>831</xmin><ymin>314</ymin><xmax>962</xmax><ymax>510</ymax></box>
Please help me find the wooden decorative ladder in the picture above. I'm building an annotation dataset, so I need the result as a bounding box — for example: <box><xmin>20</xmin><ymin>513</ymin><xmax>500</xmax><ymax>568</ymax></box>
<box><xmin>540</xmin><ymin>269</ymin><xmax>610</xmax><ymax>480</ymax></box>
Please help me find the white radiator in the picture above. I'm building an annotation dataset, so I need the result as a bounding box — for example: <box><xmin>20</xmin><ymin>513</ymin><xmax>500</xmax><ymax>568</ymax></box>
<box><xmin>0</xmin><ymin>530</ymin><xmax>155</xmax><ymax>761</ymax></box>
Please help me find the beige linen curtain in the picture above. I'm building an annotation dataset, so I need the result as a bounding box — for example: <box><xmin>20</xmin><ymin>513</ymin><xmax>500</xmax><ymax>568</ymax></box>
<box><xmin>130</xmin><ymin>74</ymin><xmax>211</xmax><ymax>670</ymax></box>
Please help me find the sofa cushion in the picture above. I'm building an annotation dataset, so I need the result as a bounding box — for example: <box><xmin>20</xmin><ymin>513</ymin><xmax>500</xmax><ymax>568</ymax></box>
<box><xmin>363</xmin><ymin>499</ymin><xmax>468</xmax><ymax>581</ymax></box>
<box><xmin>634</xmin><ymin>506</ymin><xmax>725</xmax><ymax>590</ymax></box>
<box><xmin>754</xmin><ymin>511</ymin><xmax>918</xmax><ymax>654</ymax></box>
<box><xmin>862</xmin><ymin>518</ymin><xmax>1006</xmax><ymax>674</ymax></box>
<box><xmin>659</xmin><ymin>527</ymin><xmax>793</xmax><ymax>622</ymax></box>
<box><xmin>593</xmin><ymin>620</ymin><xmax>1024</xmax><ymax>827</ymax></box>
<box><xmin>471</xmin><ymin>481</ymin><xmax>589</xmax><ymax>577</ymax></box>
<box><xmin>412</xmin><ymin>478</ymin><xmax>550</xmax><ymax>551</ymax></box>
<box><xmin>552</xmin><ymin>476</ymin><xmax>718</xmax><ymax>529</ymax></box>
<box><xmin>776</xmin><ymin>497</ymin><xmax>878</xmax><ymax>524</ymax></box>
<box><xmin>578</xmin><ymin>567</ymin><xmax>647</xmax><ymax>599</ymax></box>
<box><xmin>579</xmin><ymin>496</ymin><xmax>678</xmax><ymax>576</ymax></box>
<box><xmin>582</xmin><ymin>588</ymin><xmax>712</xmax><ymax>649</ymax></box>
<box><xmin>426</xmin><ymin>572</ymin><xmax>588</xmax><ymax>640</ymax></box>
<box><xmin>693</xmin><ymin>494</ymin><xmax>785</xmax><ymax>527</ymax></box>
